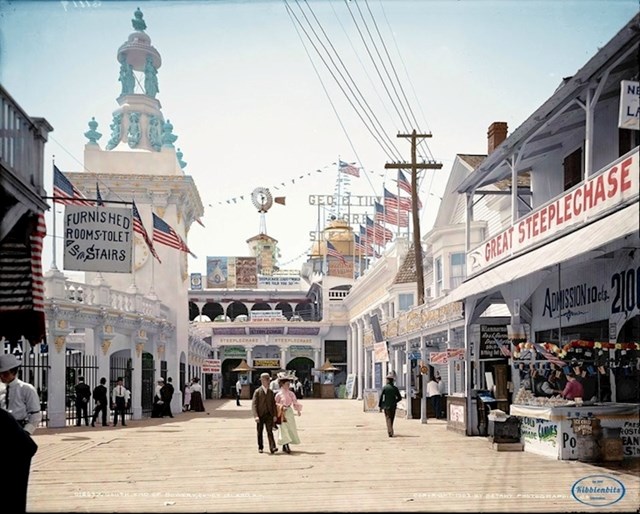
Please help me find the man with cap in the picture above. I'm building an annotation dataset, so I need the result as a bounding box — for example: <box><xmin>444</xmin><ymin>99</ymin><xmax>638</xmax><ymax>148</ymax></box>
<box><xmin>0</xmin><ymin>354</ymin><xmax>41</xmax><ymax>434</ymax></box>
<box><xmin>252</xmin><ymin>372</ymin><xmax>278</xmax><ymax>453</ymax></box>
<box><xmin>378</xmin><ymin>371</ymin><xmax>402</xmax><ymax>437</ymax></box>
<box><xmin>0</xmin><ymin>354</ymin><xmax>40</xmax><ymax>513</ymax></box>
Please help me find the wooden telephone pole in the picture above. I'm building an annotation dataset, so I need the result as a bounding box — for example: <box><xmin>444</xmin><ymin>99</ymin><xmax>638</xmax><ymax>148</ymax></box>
<box><xmin>385</xmin><ymin>130</ymin><xmax>442</xmax><ymax>305</ymax></box>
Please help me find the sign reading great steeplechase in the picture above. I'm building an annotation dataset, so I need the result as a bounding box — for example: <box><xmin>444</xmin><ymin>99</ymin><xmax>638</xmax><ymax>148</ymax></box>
<box><xmin>64</xmin><ymin>206</ymin><xmax>133</xmax><ymax>273</ymax></box>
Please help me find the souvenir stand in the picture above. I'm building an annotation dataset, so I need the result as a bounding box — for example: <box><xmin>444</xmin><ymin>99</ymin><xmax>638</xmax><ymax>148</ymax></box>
<box><xmin>508</xmin><ymin>339</ymin><xmax>640</xmax><ymax>460</ymax></box>
<box><xmin>316</xmin><ymin>359</ymin><xmax>339</xmax><ymax>398</ymax></box>
<box><xmin>232</xmin><ymin>360</ymin><xmax>255</xmax><ymax>400</ymax></box>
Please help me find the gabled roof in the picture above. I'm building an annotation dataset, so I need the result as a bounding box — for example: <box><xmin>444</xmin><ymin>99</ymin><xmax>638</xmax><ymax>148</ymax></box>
<box><xmin>393</xmin><ymin>243</ymin><xmax>416</xmax><ymax>284</ymax></box>
<box><xmin>458</xmin><ymin>154</ymin><xmax>486</xmax><ymax>170</ymax></box>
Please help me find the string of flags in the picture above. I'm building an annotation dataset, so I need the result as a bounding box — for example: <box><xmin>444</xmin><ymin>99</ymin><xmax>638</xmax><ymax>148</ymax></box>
<box><xmin>207</xmin><ymin>161</ymin><xmax>386</xmax><ymax>207</ymax></box>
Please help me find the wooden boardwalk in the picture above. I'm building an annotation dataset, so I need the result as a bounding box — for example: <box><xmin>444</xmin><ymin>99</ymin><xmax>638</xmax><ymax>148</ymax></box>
<box><xmin>29</xmin><ymin>399</ymin><xmax>639</xmax><ymax>512</ymax></box>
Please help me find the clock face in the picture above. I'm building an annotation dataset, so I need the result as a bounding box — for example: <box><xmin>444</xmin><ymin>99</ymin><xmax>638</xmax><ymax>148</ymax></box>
<box><xmin>251</xmin><ymin>187</ymin><xmax>273</xmax><ymax>212</ymax></box>
<box><xmin>134</xmin><ymin>233</ymin><xmax>150</xmax><ymax>270</ymax></box>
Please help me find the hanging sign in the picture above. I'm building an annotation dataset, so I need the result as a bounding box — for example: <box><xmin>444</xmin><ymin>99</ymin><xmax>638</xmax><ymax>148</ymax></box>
<box><xmin>619</xmin><ymin>80</ymin><xmax>639</xmax><ymax>130</ymax></box>
<box><xmin>63</xmin><ymin>205</ymin><xmax>133</xmax><ymax>273</ymax></box>
<box><xmin>202</xmin><ymin>359</ymin><xmax>221</xmax><ymax>374</ymax></box>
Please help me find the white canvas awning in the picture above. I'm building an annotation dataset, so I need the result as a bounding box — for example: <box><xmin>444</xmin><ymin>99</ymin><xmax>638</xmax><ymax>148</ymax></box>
<box><xmin>437</xmin><ymin>203</ymin><xmax>639</xmax><ymax>306</ymax></box>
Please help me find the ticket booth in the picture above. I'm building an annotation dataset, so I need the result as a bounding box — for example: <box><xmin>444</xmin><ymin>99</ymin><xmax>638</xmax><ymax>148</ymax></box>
<box><xmin>232</xmin><ymin>360</ymin><xmax>255</xmax><ymax>400</ymax></box>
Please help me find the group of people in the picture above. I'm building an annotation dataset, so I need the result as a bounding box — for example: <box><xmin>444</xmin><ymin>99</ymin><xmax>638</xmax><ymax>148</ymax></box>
<box><xmin>539</xmin><ymin>371</ymin><xmax>585</xmax><ymax>400</ymax></box>
<box><xmin>73</xmin><ymin>376</ymin><xmax>131</xmax><ymax>427</ymax></box>
<box><xmin>182</xmin><ymin>377</ymin><xmax>205</xmax><ymax>412</ymax></box>
<box><xmin>252</xmin><ymin>371</ymin><xmax>302</xmax><ymax>454</ymax></box>
<box><xmin>151</xmin><ymin>377</ymin><xmax>175</xmax><ymax>418</ymax></box>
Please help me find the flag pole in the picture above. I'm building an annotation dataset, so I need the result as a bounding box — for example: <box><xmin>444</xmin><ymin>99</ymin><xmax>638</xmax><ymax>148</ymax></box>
<box><xmin>149</xmin><ymin>204</ymin><xmax>157</xmax><ymax>299</ymax></box>
<box><xmin>51</xmin><ymin>156</ymin><xmax>58</xmax><ymax>271</ymax></box>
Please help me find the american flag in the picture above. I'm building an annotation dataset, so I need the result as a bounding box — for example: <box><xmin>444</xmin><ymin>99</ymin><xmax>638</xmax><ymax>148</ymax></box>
<box><xmin>326</xmin><ymin>241</ymin><xmax>346</xmax><ymax>264</ymax></box>
<box><xmin>53</xmin><ymin>165</ymin><xmax>93</xmax><ymax>206</ymax></box>
<box><xmin>394</xmin><ymin>171</ymin><xmax>422</xmax><ymax>209</ymax></box>
<box><xmin>0</xmin><ymin>212</ymin><xmax>47</xmax><ymax>347</ymax></box>
<box><xmin>353</xmin><ymin>233</ymin><xmax>366</xmax><ymax>253</ymax></box>
<box><xmin>384</xmin><ymin>188</ymin><xmax>412</xmax><ymax>211</ymax></box>
<box><xmin>153</xmin><ymin>213</ymin><xmax>197</xmax><ymax>258</ymax></box>
<box><xmin>533</xmin><ymin>343</ymin><xmax>566</xmax><ymax>367</ymax></box>
<box><xmin>374</xmin><ymin>201</ymin><xmax>408</xmax><ymax>228</ymax></box>
<box><xmin>339</xmin><ymin>160</ymin><xmax>360</xmax><ymax>177</ymax></box>
<box><xmin>365</xmin><ymin>216</ymin><xmax>393</xmax><ymax>244</ymax></box>
<box><xmin>96</xmin><ymin>182</ymin><xmax>104</xmax><ymax>206</ymax></box>
<box><xmin>132</xmin><ymin>201</ymin><xmax>161</xmax><ymax>263</ymax></box>
<box><xmin>499</xmin><ymin>342</ymin><xmax>512</xmax><ymax>358</ymax></box>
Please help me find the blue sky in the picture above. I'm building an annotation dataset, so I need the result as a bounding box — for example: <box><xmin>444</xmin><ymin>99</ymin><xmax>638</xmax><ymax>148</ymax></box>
<box><xmin>1</xmin><ymin>0</ymin><xmax>637</xmax><ymax>274</ymax></box>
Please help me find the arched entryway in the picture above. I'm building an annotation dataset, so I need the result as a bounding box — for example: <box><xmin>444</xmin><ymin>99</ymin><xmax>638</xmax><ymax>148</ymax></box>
<box><xmin>276</xmin><ymin>302</ymin><xmax>293</xmax><ymax>319</ymax></box>
<box><xmin>202</xmin><ymin>302</ymin><xmax>224</xmax><ymax>321</ymax></box>
<box><xmin>295</xmin><ymin>302</ymin><xmax>314</xmax><ymax>321</ymax></box>
<box><xmin>287</xmin><ymin>357</ymin><xmax>314</xmax><ymax>387</ymax></box>
<box><xmin>188</xmin><ymin>302</ymin><xmax>200</xmax><ymax>321</ymax></box>
<box><xmin>221</xmin><ymin>358</ymin><xmax>242</xmax><ymax>398</ymax></box>
<box><xmin>227</xmin><ymin>301</ymin><xmax>248</xmax><ymax>320</ymax></box>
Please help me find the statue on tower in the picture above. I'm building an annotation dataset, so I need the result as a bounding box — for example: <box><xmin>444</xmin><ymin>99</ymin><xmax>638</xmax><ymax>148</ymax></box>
<box><xmin>161</xmin><ymin>119</ymin><xmax>178</xmax><ymax>148</ymax></box>
<box><xmin>132</xmin><ymin>7</ymin><xmax>147</xmax><ymax>32</ymax></box>
<box><xmin>144</xmin><ymin>55</ymin><xmax>159</xmax><ymax>99</ymax></box>
<box><xmin>128</xmin><ymin>112</ymin><xmax>141</xmax><ymax>148</ymax></box>
<box><xmin>176</xmin><ymin>148</ymin><xmax>187</xmax><ymax>169</ymax></box>
<box><xmin>118</xmin><ymin>55</ymin><xmax>135</xmax><ymax>96</ymax></box>
<box><xmin>106</xmin><ymin>113</ymin><xmax>122</xmax><ymax>150</ymax></box>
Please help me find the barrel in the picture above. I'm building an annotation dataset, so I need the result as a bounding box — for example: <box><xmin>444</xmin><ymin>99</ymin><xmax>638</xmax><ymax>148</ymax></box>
<box><xmin>601</xmin><ymin>437</ymin><xmax>624</xmax><ymax>461</ymax></box>
<box><xmin>576</xmin><ymin>434</ymin><xmax>601</xmax><ymax>462</ymax></box>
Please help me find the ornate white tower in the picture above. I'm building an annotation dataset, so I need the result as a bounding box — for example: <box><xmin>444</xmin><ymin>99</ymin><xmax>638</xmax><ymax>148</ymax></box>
<box><xmin>68</xmin><ymin>8</ymin><xmax>204</xmax><ymax>405</ymax></box>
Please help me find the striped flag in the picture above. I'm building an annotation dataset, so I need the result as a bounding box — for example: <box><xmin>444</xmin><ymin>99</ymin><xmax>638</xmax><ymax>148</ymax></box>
<box><xmin>338</xmin><ymin>160</ymin><xmax>360</xmax><ymax>178</ymax></box>
<box><xmin>353</xmin><ymin>233</ymin><xmax>366</xmax><ymax>253</ymax></box>
<box><xmin>533</xmin><ymin>343</ymin><xmax>566</xmax><ymax>366</ymax></box>
<box><xmin>53</xmin><ymin>165</ymin><xmax>93</xmax><ymax>206</ymax></box>
<box><xmin>132</xmin><ymin>201</ymin><xmax>161</xmax><ymax>263</ymax></box>
<box><xmin>365</xmin><ymin>216</ymin><xmax>393</xmax><ymax>244</ymax></box>
<box><xmin>374</xmin><ymin>201</ymin><xmax>408</xmax><ymax>227</ymax></box>
<box><xmin>152</xmin><ymin>213</ymin><xmax>197</xmax><ymax>258</ymax></box>
<box><xmin>326</xmin><ymin>241</ymin><xmax>346</xmax><ymax>264</ymax></box>
<box><xmin>499</xmin><ymin>342</ymin><xmax>512</xmax><ymax>358</ymax></box>
<box><xmin>395</xmin><ymin>170</ymin><xmax>422</xmax><ymax>209</ymax></box>
<box><xmin>96</xmin><ymin>182</ymin><xmax>104</xmax><ymax>206</ymax></box>
<box><xmin>384</xmin><ymin>188</ymin><xmax>412</xmax><ymax>211</ymax></box>
<box><xmin>0</xmin><ymin>212</ymin><xmax>47</xmax><ymax>346</ymax></box>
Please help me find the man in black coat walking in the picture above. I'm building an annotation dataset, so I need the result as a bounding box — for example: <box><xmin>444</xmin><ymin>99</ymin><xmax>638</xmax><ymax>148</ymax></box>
<box><xmin>161</xmin><ymin>377</ymin><xmax>175</xmax><ymax>418</ymax></box>
<box><xmin>74</xmin><ymin>376</ymin><xmax>91</xmax><ymax>426</ymax></box>
<box><xmin>91</xmin><ymin>377</ymin><xmax>109</xmax><ymax>427</ymax></box>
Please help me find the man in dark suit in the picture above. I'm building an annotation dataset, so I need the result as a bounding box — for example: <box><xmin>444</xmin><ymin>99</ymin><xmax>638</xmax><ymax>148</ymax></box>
<box><xmin>74</xmin><ymin>376</ymin><xmax>91</xmax><ymax>426</ymax></box>
<box><xmin>91</xmin><ymin>377</ymin><xmax>109</xmax><ymax>427</ymax></box>
<box><xmin>379</xmin><ymin>372</ymin><xmax>402</xmax><ymax>437</ymax></box>
<box><xmin>251</xmin><ymin>372</ymin><xmax>278</xmax><ymax>454</ymax></box>
<box><xmin>161</xmin><ymin>377</ymin><xmax>175</xmax><ymax>418</ymax></box>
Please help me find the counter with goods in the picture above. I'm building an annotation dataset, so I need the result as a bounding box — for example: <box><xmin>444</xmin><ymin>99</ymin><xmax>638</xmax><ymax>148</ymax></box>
<box><xmin>508</xmin><ymin>391</ymin><xmax>640</xmax><ymax>460</ymax></box>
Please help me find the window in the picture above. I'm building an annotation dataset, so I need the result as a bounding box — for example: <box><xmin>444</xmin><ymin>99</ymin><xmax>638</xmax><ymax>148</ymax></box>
<box><xmin>450</xmin><ymin>253</ymin><xmax>466</xmax><ymax>289</ymax></box>
<box><xmin>398</xmin><ymin>293</ymin><xmax>414</xmax><ymax>312</ymax></box>
<box><xmin>619</xmin><ymin>128</ymin><xmax>640</xmax><ymax>157</ymax></box>
<box><xmin>435</xmin><ymin>257</ymin><xmax>443</xmax><ymax>296</ymax></box>
<box><xmin>563</xmin><ymin>146</ymin><xmax>583</xmax><ymax>191</ymax></box>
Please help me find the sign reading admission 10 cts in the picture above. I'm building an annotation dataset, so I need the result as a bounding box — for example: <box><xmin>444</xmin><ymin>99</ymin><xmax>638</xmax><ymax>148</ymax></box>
<box><xmin>63</xmin><ymin>205</ymin><xmax>133</xmax><ymax>273</ymax></box>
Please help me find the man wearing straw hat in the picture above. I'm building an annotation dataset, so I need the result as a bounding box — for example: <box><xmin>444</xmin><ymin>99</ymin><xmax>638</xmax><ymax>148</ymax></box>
<box><xmin>379</xmin><ymin>371</ymin><xmax>402</xmax><ymax>437</ymax></box>
<box><xmin>252</xmin><ymin>372</ymin><xmax>278</xmax><ymax>454</ymax></box>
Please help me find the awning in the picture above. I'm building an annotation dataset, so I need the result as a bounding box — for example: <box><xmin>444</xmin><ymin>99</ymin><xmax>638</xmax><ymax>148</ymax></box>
<box><xmin>438</xmin><ymin>203</ymin><xmax>639</xmax><ymax>306</ymax></box>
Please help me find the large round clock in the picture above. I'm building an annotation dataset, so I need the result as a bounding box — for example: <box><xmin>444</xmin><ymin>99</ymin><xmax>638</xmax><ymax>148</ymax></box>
<box><xmin>134</xmin><ymin>232</ymin><xmax>150</xmax><ymax>270</ymax></box>
<box><xmin>251</xmin><ymin>187</ymin><xmax>273</xmax><ymax>213</ymax></box>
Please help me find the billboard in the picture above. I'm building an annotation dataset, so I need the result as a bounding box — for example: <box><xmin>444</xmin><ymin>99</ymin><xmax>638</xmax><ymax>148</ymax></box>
<box><xmin>63</xmin><ymin>205</ymin><xmax>133</xmax><ymax>273</ymax></box>
<box><xmin>206</xmin><ymin>256</ymin><xmax>257</xmax><ymax>288</ymax></box>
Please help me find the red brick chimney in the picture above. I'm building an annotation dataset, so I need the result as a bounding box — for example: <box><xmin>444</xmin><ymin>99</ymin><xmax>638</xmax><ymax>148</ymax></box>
<box><xmin>487</xmin><ymin>122</ymin><xmax>508</xmax><ymax>154</ymax></box>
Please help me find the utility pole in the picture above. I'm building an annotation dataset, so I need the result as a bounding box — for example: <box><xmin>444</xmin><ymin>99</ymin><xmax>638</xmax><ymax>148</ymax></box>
<box><xmin>385</xmin><ymin>130</ymin><xmax>442</xmax><ymax>305</ymax></box>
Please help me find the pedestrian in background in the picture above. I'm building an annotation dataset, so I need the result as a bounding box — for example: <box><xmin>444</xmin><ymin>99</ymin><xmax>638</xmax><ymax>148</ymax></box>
<box><xmin>162</xmin><ymin>377</ymin><xmax>175</xmax><ymax>418</ymax></box>
<box><xmin>74</xmin><ymin>376</ymin><xmax>91</xmax><ymax>426</ymax></box>
<box><xmin>151</xmin><ymin>378</ymin><xmax>165</xmax><ymax>418</ymax></box>
<box><xmin>275</xmin><ymin>372</ymin><xmax>302</xmax><ymax>454</ymax></box>
<box><xmin>426</xmin><ymin>375</ymin><xmax>443</xmax><ymax>419</ymax></box>
<box><xmin>378</xmin><ymin>372</ymin><xmax>402</xmax><ymax>437</ymax></box>
<box><xmin>252</xmin><ymin>372</ymin><xmax>278</xmax><ymax>454</ymax></box>
<box><xmin>235</xmin><ymin>377</ymin><xmax>242</xmax><ymax>406</ymax></box>
<box><xmin>183</xmin><ymin>381</ymin><xmax>192</xmax><ymax>412</ymax></box>
<box><xmin>112</xmin><ymin>377</ymin><xmax>130</xmax><ymax>426</ymax></box>
<box><xmin>190</xmin><ymin>377</ymin><xmax>205</xmax><ymax>412</ymax></box>
<box><xmin>91</xmin><ymin>377</ymin><xmax>109</xmax><ymax>427</ymax></box>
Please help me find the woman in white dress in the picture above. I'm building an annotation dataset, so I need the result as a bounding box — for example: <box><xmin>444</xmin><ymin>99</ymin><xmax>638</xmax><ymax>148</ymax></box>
<box><xmin>274</xmin><ymin>372</ymin><xmax>302</xmax><ymax>454</ymax></box>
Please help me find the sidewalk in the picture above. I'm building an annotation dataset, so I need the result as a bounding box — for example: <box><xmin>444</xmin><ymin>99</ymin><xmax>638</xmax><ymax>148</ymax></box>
<box><xmin>29</xmin><ymin>398</ymin><xmax>639</xmax><ymax>512</ymax></box>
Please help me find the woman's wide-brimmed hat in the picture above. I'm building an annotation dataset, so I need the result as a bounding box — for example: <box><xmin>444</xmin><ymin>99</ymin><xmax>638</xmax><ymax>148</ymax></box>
<box><xmin>277</xmin><ymin>370</ymin><xmax>296</xmax><ymax>383</ymax></box>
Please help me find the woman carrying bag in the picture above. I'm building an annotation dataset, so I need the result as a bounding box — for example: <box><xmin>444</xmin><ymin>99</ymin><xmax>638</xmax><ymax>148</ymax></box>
<box><xmin>274</xmin><ymin>371</ymin><xmax>302</xmax><ymax>454</ymax></box>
